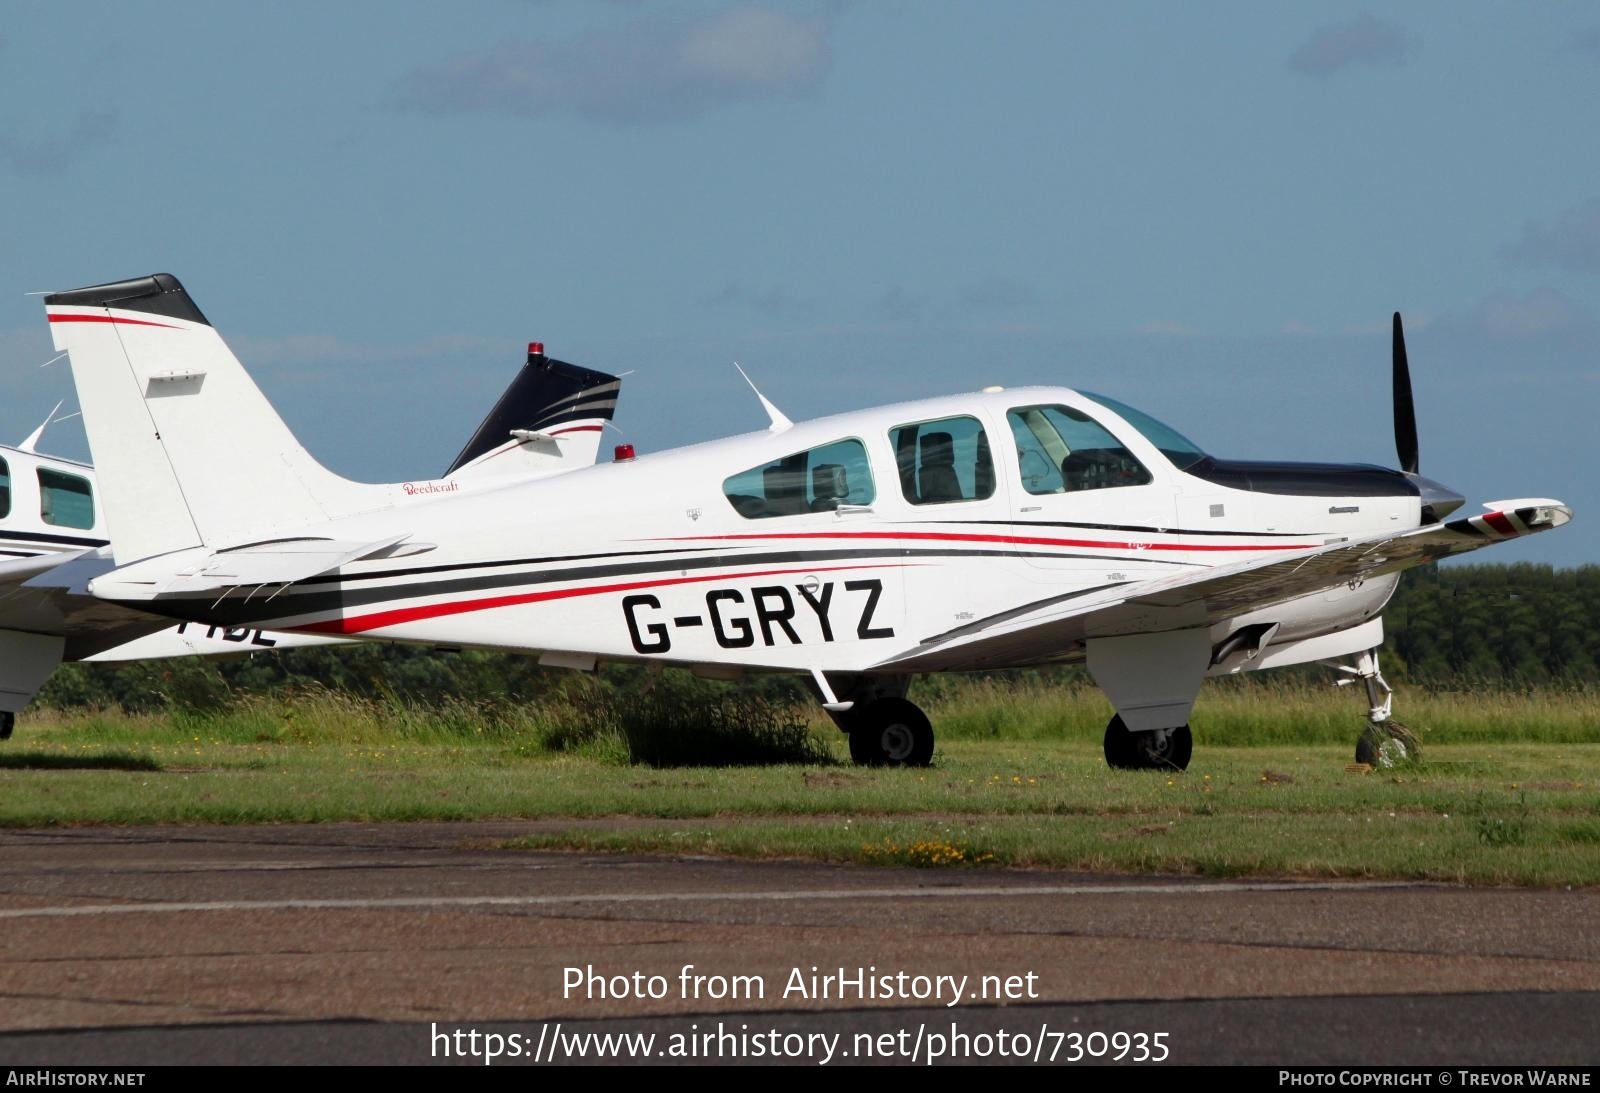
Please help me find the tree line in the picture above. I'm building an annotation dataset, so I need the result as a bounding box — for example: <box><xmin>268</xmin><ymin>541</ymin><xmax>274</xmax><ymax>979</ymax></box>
<box><xmin>36</xmin><ymin>562</ymin><xmax>1600</xmax><ymax>713</ymax></box>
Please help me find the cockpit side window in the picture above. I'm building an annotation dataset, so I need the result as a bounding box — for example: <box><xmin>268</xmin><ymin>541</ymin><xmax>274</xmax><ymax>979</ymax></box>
<box><xmin>889</xmin><ymin>415</ymin><xmax>996</xmax><ymax>506</ymax></box>
<box><xmin>0</xmin><ymin>456</ymin><xmax>9</xmax><ymax>520</ymax></box>
<box><xmin>1007</xmin><ymin>405</ymin><xmax>1152</xmax><ymax>495</ymax></box>
<box><xmin>723</xmin><ymin>437</ymin><xmax>875</xmax><ymax>519</ymax></box>
<box><xmin>38</xmin><ymin>468</ymin><xmax>94</xmax><ymax>529</ymax></box>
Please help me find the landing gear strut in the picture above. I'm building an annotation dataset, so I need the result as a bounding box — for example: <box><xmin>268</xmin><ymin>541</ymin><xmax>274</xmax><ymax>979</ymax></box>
<box><xmin>0</xmin><ymin>712</ymin><xmax>12</xmax><ymax>741</ymax></box>
<box><xmin>1331</xmin><ymin>649</ymin><xmax>1417</xmax><ymax>767</ymax></box>
<box><xmin>1103</xmin><ymin>715</ymin><xmax>1192</xmax><ymax>771</ymax></box>
<box><xmin>814</xmin><ymin>673</ymin><xmax>935</xmax><ymax>768</ymax></box>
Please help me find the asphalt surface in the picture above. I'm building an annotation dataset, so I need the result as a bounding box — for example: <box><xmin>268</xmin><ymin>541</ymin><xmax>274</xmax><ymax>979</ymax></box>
<box><xmin>0</xmin><ymin>821</ymin><xmax>1596</xmax><ymax>1066</ymax></box>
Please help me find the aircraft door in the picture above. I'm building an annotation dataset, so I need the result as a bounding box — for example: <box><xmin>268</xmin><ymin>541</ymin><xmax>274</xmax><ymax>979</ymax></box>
<box><xmin>1003</xmin><ymin>404</ymin><xmax>1178</xmax><ymax>578</ymax></box>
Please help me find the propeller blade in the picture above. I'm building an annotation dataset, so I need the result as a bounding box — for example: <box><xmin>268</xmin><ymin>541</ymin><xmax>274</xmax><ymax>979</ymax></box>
<box><xmin>1392</xmin><ymin>311</ymin><xmax>1419</xmax><ymax>475</ymax></box>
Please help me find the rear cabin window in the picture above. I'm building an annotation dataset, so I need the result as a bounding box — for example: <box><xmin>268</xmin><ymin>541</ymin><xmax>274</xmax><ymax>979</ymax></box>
<box><xmin>1007</xmin><ymin>405</ymin><xmax>1152</xmax><ymax>495</ymax></box>
<box><xmin>890</xmin><ymin>415</ymin><xmax>995</xmax><ymax>505</ymax></box>
<box><xmin>722</xmin><ymin>438</ymin><xmax>875</xmax><ymax>519</ymax></box>
<box><xmin>38</xmin><ymin>468</ymin><xmax>94</xmax><ymax>529</ymax></box>
<box><xmin>0</xmin><ymin>456</ymin><xmax>9</xmax><ymax>519</ymax></box>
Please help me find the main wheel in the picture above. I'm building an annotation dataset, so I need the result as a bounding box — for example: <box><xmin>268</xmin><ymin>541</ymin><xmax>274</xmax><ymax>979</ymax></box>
<box><xmin>1356</xmin><ymin>722</ymin><xmax>1417</xmax><ymax>768</ymax></box>
<box><xmin>0</xmin><ymin>712</ymin><xmax>11</xmax><ymax>741</ymax></box>
<box><xmin>1103</xmin><ymin>715</ymin><xmax>1192</xmax><ymax>771</ymax></box>
<box><xmin>848</xmin><ymin>698</ymin><xmax>934</xmax><ymax>767</ymax></box>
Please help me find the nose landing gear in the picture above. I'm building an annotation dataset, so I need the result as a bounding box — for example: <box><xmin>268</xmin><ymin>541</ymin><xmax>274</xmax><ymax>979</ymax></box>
<box><xmin>1331</xmin><ymin>649</ymin><xmax>1418</xmax><ymax>767</ymax></box>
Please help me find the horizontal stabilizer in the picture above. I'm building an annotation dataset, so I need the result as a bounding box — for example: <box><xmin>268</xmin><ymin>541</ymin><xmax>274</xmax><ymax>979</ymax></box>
<box><xmin>89</xmin><ymin>534</ymin><xmax>413</xmax><ymax>601</ymax></box>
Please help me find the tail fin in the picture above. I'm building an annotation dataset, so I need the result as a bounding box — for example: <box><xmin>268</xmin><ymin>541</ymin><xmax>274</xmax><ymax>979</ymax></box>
<box><xmin>45</xmin><ymin>274</ymin><xmax>381</xmax><ymax>563</ymax></box>
<box><xmin>446</xmin><ymin>343</ymin><xmax>621</xmax><ymax>484</ymax></box>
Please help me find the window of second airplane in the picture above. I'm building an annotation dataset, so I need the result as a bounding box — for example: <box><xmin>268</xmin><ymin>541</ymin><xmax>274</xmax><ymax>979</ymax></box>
<box><xmin>722</xmin><ymin>438</ymin><xmax>875</xmax><ymax>519</ymax></box>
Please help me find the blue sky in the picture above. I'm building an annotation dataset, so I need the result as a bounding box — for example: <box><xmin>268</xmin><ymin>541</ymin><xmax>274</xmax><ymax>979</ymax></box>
<box><xmin>2</xmin><ymin>1</ymin><xmax>1595</xmax><ymax>565</ymax></box>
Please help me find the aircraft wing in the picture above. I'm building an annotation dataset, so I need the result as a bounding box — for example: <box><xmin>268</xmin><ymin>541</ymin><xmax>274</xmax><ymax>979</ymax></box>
<box><xmin>0</xmin><ymin>549</ymin><xmax>94</xmax><ymax>585</ymax></box>
<box><xmin>874</xmin><ymin>499</ymin><xmax>1573</xmax><ymax>673</ymax></box>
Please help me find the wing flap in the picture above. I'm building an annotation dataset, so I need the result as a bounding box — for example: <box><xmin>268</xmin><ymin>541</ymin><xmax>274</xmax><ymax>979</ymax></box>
<box><xmin>875</xmin><ymin>500</ymin><xmax>1572</xmax><ymax>673</ymax></box>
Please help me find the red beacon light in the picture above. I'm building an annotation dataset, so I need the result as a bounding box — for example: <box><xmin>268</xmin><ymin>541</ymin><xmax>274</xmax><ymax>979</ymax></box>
<box><xmin>528</xmin><ymin>341</ymin><xmax>545</xmax><ymax>358</ymax></box>
<box><xmin>613</xmin><ymin>443</ymin><xmax>636</xmax><ymax>462</ymax></box>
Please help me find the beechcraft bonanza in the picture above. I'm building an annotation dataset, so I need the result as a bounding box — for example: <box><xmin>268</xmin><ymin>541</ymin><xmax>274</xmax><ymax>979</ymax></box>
<box><xmin>42</xmin><ymin>273</ymin><xmax>1572</xmax><ymax>768</ymax></box>
<box><xmin>0</xmin><ymin>320</ymin><xmax>622</xmax><ymax>737</ymax></box>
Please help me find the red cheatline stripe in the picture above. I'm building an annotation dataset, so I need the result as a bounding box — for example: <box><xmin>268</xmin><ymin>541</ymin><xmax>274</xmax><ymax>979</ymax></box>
<box><xmin>46</xmin><ymin>314</ymin><xmax>179</xmax><ymax>330</ymax></box>
<box><xmin>1482</xmin><ymin>511</ymin><xmax>1517</xmax><ymax>536</ymax></box>
<box><xmin>647</xmin><ymin>530</ymin><xmax>1319</xmax><ymax>553</ymax></box>
<box><xmin>549</xmin><ymin>424</ymin><xmax>603</xmax><ymax>436</ymax></box>
<box><xmin>292</xmin><ymin>562</ymin><xmax>902</xmax><ymax>636</ymax></box>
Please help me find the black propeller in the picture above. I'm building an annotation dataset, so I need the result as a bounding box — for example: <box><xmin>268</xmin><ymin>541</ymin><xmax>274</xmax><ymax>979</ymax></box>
<box><xmin>1389</xmin><ymin>311</ymin><xmax>1464</xmax><ymax>522</ymax></box>
<box><xmin>1392</xmin><ymin>312</ymin><xmax>1419</xmax><ymax>475</ymax></box>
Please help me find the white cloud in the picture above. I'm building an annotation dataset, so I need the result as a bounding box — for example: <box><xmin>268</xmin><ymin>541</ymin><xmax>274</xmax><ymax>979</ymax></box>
<box><xmin>1434</xmin><ymin>287</ymin><xmax>1597</xmax><ymax>344</ymax></box>
<box><xmin>1137</xmin><ymin>320</ymin><xmax>1201</xmax><ymax>336</ymax></box>
<box><xmin>395</xmin><ymin>5</ymin><xmax>832</xmax><ymax>124</ymax></box>
<box><xmin>1288</xmin><ymin>14</ymin><xmax>1416</xmax><ymax>77</ymax></box>
<box><xmin>0</xmin><ymin>110</ymin><xmax>116</xmax><ymax>175</ymax></box>
<box><xmin>1500</xmin><ymin>197</ymin><xmax>1600</xmax><ymax>275</ymax></box>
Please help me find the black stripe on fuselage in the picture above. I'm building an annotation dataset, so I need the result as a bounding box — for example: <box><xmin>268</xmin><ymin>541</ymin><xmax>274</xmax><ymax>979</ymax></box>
<box><xmin>128</xmin><ymin>545</ymin><xmax>1205</xmax><ymax>628</ymax></box>
<box><xmin>0</xmin><ymin>529</ymin><xmax>107</xmax><ymax>548</ymax></box>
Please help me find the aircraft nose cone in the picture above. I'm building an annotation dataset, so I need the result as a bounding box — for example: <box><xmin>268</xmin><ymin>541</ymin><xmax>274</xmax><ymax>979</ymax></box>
<box><xmin>1408</xmin><ymin>473</ymin><xmax>1466</xmax><ymax>522</ymax></box>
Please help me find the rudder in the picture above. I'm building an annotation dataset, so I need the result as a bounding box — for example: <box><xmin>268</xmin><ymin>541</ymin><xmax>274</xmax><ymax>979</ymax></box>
<box><xmin>46</xmin><ymin>274</ymin><xmax>380</xmax><ymax>563</ymax></box>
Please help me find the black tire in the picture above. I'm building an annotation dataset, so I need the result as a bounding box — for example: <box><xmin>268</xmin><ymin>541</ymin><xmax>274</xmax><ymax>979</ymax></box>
<box><xmin>848</xmin><ymin>698</ymin><xmax>934</xmax><ymax>768</ymax></box>
<box><xmin>1355</xmin><ymin>722</ymin><xmax>1417</xmax><ymax>768</ymax></box>
<box><xmin>1103</xmin><ymin>714</ymin><xmax>1192</xmax><ymax>771</ymax></box>
<box><xmin>0</xmin><ymin>712</ymin><xmax>11</xmax><ymax>741</ymax></box>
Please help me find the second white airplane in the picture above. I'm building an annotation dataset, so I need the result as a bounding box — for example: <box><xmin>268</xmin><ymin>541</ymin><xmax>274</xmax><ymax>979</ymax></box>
<box><xmin>43</xmin><ymin>274</ymin><xmax>1572</xmax><ymax>768</ymax></box>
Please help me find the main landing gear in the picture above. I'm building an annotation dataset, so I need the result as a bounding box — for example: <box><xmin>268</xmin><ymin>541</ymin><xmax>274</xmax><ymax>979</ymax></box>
<box><xmin>0</xmin><ymin>712</ymin><xmax>12</xmax><ymax>741</ymax></box>
<box><xmin>818</xmin><ymin>674</ymin><xmax>935</xmax><ymax>768</ymax></box>
<box><xmin>1102</xmin><ymin>715</ymin><xmax>1193</xmax><ymax>771</ymax></box>
<box><xmin>846</xmin><ymin>698</ymin><xmax>935</xmax><ymax>767</ymax></box>
<box><xmin>1331</xmin><ymin>649</ymin><xmax>1418</xmax><ymax>768</ymax></box>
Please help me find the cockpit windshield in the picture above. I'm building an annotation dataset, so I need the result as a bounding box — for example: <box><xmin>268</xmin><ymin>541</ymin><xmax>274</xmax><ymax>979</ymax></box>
<box><xmin>1080</xmin><ymin>392</ymin><xmax>1209</xmax><ymax>471</ymax></box>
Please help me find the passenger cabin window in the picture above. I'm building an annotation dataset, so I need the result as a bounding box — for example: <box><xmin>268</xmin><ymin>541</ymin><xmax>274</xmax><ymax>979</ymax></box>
<box><xmin>38</xmin><ymin>468</ymin><xmax>94</xmax><ymax>529</ymax></box>
<box><xmin>722</xmin><ymin>438</ymin><xmax>875</xmax><ymax>519</ymax></box>
<box><xmin>891</xmin><ymin>415</ymin><xmax>995</xmax><ymax>505</ymax></box>
<box><xmin>0</xmin><ymin>456</ymin><xmax>9</xmax><ymax>519</ymax></box>
<box><xmin>1007</xmin><ymin>405</ymin><xmax>1152</xmax><ymax>495</ymax></box>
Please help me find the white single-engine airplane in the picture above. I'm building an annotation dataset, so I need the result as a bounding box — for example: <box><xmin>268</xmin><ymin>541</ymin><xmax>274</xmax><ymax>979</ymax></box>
<box><xmin>42</xmin><ymin>274</ymin><xmax>1572</xmax><ymax>768</ymax></box>
<box><xmin>0</xmin><ymin>328</ymin><xmax>622</xmax><ymax>737</ymax></box>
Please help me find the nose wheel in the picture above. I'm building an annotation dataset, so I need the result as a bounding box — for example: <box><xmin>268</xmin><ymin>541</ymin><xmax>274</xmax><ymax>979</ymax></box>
<box><xmin>847</xmin><ymin>698</ymin><xmax>935</xmax><ymax>767</ymax></box>
<box><xmin>1330</xmin><ymin>649</ymin><xmax>1420</xmax><ymax>766</ymax></box>
<box><xmin>1103</xmin><ymin>715</ymin><xmax>1193</xmax><ymax>771</ymax></box>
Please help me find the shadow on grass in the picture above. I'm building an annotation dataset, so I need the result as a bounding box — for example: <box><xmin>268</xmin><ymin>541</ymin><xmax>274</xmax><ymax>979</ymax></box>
<box><xmin>620</xmin><ymin>690</ymin><xmax>835</xmax><ymax>768</ymax></box>
<box><xmin>0</xmin><ymin>752</ymin><xmax>162</xmax><ymax>772</ymax></box>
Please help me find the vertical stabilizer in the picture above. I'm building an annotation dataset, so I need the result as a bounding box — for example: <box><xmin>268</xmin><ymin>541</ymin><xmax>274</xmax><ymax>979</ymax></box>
<box><xmin>446</xmin><ymin>343</ymin><xmax>621</xmax><ymax>483</ymax></box>
<box><xmin>45</xmin><ymin>274</ymin><xmax>382</xmax><ymax>562</ymax></box>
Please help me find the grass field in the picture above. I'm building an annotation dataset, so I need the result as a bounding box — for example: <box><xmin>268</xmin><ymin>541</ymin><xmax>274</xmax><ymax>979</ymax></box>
<box><xmin>2</xmin><ymin>679</ymin><xmax>1596</xmax><ymax>886</ymax></box>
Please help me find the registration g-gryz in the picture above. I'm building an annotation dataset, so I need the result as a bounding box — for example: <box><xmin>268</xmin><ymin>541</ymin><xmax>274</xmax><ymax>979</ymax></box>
<box><xmin>42</xmin><ymin>274</ymin><xmax>1572</xmax><ymax>769</ymax></box>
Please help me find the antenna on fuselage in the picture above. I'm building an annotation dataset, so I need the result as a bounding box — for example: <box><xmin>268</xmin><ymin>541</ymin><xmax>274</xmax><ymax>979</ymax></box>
<box><xmin>733</xmin><ymin>362</ymin><xmax>792</xmax><ymax>433</ymax></box>
<box><xmin>18</xmin><ymin>400</ymin><xmax>67</xmax><ymax>453</ymax></box>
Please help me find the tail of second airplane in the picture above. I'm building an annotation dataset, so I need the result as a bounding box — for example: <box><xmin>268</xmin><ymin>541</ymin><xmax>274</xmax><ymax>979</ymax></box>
<box><xmin>446</xmin><ymin>343</ymin><xmax>621</xmax><ymax>484</ymax></box>
<box><xmin>45</xmin><ymin>274</ymin><xmax>385</xmax><ymax>563</ymax></box>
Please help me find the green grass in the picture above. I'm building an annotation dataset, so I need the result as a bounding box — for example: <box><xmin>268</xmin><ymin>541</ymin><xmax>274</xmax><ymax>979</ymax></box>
<box><xmin>2</xmin><ymin>682</ymin><xmax>1597</xmax><ymax>886</ymax></box>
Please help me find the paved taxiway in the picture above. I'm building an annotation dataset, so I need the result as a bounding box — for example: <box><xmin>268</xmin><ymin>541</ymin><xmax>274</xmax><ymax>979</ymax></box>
<box><xmin>0</xmin><ymin>822</ymin><xmax>1595</xmax><ymax>1065</ymax></box>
